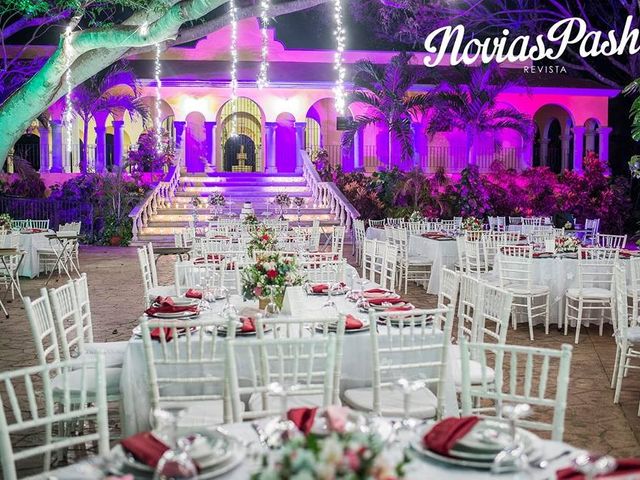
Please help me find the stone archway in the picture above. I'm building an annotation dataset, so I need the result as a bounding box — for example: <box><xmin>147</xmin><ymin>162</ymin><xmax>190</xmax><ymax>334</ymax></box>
<box><xmin>217</xmin><ymin>97</ymin><xmax>264</xmax><ymax>172</ymax></box>
<box><xmin>223</xmin><ymin>134</ymin><xmax>257</xmax><ymax>172</ymax></box>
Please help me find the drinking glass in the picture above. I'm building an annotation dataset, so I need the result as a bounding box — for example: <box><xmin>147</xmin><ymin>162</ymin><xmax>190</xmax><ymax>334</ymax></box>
<box><xmin>152</xmin><ymin>409</ymin><xmax>198</xmax><ymax>480</ymax></box>
<box><xmin>491</xmin><ymin>403</ymin><xmax>533</xmax><ymax>478</ymax></box>
<box><xmin>264</xmin><ymin>285</ymin><xmax>281</xmax><ymax>317</ymax></box>
<box><xmin>573</xmin><ymin>453</ymin><xmax>617</xmax><ymax>480</ymax></box>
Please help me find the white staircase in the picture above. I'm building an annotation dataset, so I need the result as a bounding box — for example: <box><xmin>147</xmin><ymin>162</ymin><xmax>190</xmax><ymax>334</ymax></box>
<box><xmin>135</xmin><ymin>171</ymin><xmax>339</xmax><ymax>245</ymax></box>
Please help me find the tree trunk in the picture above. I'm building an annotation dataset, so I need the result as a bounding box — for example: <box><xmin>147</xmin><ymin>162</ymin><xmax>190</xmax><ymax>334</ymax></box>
<box><xmin>466</xmin><ymin>128</ymin><xmax>477</xmax><ymax>166</ymax></box>
<box><xmin>388</xmin><ymin>126</ymin><xmax>393</xmax><ymax>170</ymax></box>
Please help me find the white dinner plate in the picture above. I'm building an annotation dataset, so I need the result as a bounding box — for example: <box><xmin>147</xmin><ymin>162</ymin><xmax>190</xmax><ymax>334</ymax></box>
<box><xmin>315</xmin><ymin>320</ymin><xmax>370</xmax><ymax>334</ymax></box>
<box><xmin>154</xmin><ymin>298</ymin><xmax>200</xmax><ymax>308</ymax></box>
<box><xmin>147</xmin><ymin>310</ymin><xmax>200</xmax><ymax>319</ymax></box>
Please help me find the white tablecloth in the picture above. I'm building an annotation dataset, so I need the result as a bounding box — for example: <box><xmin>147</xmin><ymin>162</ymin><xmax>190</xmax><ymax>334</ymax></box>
<box><xmin>493</xmin><ymin>253</ymin><xmax>631</xmax><ymax>325</ymax></box>
<box><xmin>2</xmin><ymin>231</ymin><xmax>51</xmax><ymax>278</ymax></box>
<box><xmin>120</xmin><ymin>292</ymin><xmax>459</xmax><ymax>435</ymax></box>
<box><xmin>34</xmin><ymin>422</ymin><xmax>577</xmax><ymax>479</ymax></box>
<box><xmin>409</xmin><ymin>235</ymin><xmax>458</xmax><ymax>294</ymax></box>
<box><xmin>366</xmin><ymin>227</ymin><xmax>386</xmax><ymax>241</ymax></box>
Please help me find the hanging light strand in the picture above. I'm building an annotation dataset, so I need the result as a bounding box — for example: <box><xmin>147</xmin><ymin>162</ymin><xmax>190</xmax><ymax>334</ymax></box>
<box><xmin>333</xmin><ymin>0</ymin><xmax>346</xmax><ymax>115</ymax></box>
<box><xmin>257</xmin><ymin>0</ymin><xmax>270</xmax><ymax>89</ymax></box>
<box><xmin>63</xmin><ymin>26</ymin><xmax>74</xmax><ymax>164</ymax></box>
<box><xmin>230</xmin><ymin>0</ymin><xmax>239</xmax><ymax>136</ymax></box>
<box><xmin>154</xmin><ymin>42</ymin><xmax>163</xmax><ymax>154</ymax></box>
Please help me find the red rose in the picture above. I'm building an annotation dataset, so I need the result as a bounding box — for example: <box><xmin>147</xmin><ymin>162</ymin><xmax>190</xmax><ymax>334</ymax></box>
<box><xmin>266</xmin><ymin>270</ymin><xmax>278</xmax><ymax>279</ymax></box>
<box><xmin>262</xmin><ymin>234</ymin><xmax>270</xmax><ymax>241</ymax></box>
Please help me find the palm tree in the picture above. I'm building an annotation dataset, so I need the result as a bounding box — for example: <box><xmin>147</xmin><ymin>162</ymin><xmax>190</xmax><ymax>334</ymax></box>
<box><xmin>72</xmin><ymin>63</ymin><xmax>148</xmax><ymax>172</ymax></box>
<box><xmin>426</xmin><ymin>63</ymin><xmax>531</xmax><ymax>166</ymax></box>
<box><xmin>343</xmin><ymin>52</ymin><xmax>431</xmax><ymax>169</ymax></box>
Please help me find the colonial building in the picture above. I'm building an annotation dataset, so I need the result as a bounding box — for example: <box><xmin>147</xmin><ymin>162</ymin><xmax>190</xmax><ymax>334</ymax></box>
<box><xmin>11</xmin><ymin>19</ymin><xmax>617</xmax><ymax>176</ymax></box>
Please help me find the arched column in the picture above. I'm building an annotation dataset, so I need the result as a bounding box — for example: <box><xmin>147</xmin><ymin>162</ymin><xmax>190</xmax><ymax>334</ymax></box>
<box><xmin>204</xmin><ymin>121</ymin><xmax>217</xmax><ymax>172</ymax></box>
<box><xmin>38</xmin><ymin>126</ymin><xmax>50</xmax><ymax>173</ymax></box>
<box><xmin>572</xmin><ymin>126</ymin><xmax>585</xmax><ymax>173</ymax></box>
<box><xmin>174</xmin><ymin>121</ymin><xmax>186</xmax><ymax>169</ymax></box>
<box><xmin>294</xmin><ymin>122</ymin><xmax>306</xmax><ymax>173</ymax></box>
<box><xmin>265</xmin><ymin>122</ymin><xmax>277</xmax><ymax>173</ymax></box>
<box><xmin>50</xmin><ymin>120</ymin><xmax>64</xmax><ymax>173</ymax></box>
<box><xmin>112</xmin><ymin>120</ymin><xmax>125</xmax><ymax>168</ymax></box>
<box><xmin>94</xmin><ymin>121</ymin><xmax>107</xmax><ymax>173</ymax></box>
<box><xmin>585</xmin><ymin>130</ymin><xmax>596</xmax><ymax>152</ymax></box>
<box><xmin>353</xmin><ymin>127</ymin><xmax>364</xmax><ymax>171</ymax></box>
<box><xmin>599</xmin><ymin>126</ymin><xmax>612</xmax><ymax>164</ymax></box>
<box><xmin>411</xmin><ymin>122</ymin><xmax>423</xmax><ymax>169</ymax></box>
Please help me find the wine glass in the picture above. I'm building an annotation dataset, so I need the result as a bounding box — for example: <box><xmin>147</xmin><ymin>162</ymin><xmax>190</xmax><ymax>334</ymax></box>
<box><xmin>219</xmin><ymin>286</ymin><xmax>238</xmax><ymax>318</ymax></box>
<box><xmin>203</xmin><ymin>270</ymin><xmax>218</xmax><ymax>305</ymax></box>
<box><xmin>393</xmin><ymin>377</ymin><xmax>428</xmax><ymax>441</ymax></box>
<box><xmin>491</xmin><ymin>403</ymin><xmax>533</xmax><ymax>478</ymax></box>
<box><xmin>321</xmin><ymin>266</ymin><xmax>340</xmax><ymax>311</ymax></box>
<box><xmin>152</xmin><ymin>408</ymin><xmax>198</xmax><ymax>480</ymax></box>
<box><xmin>572</xmin><ymin>453</ymin><xmax>617</xmax><ymax>480</ymax></box>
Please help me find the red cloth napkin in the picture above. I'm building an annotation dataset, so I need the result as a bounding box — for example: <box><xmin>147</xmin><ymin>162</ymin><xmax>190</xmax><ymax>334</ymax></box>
<box><xmin>311</xmin><ymin>283</ymin><xmax>329</xmax><ymax>294</ymax></box>
<box><xmin>384</xmin><ymin>305</ymin><xmax>414</xmax><ymax>312</ymax></box>
<box><xmin>120</xmin><ymin>432</ymin><xmax>168</xmax><ymax>468</ymax></box>
<box><xmin>367</xmin><ymin>297</ymin><xmax>404</xmax><ymax>306</ymax></box>
<box><xmin>344</xmin><ymin>315</ymin><xmax>364</xmax><ymax>330</ymax></box>
<box><xmin>145</xmin><ymin>304</ymin><xmax>199</xmax><ymax>316</ymax></box>
<box><xmin>154</xmin><ymin>296</ymin><xmax>175</xmax><ymax>307</ymax></box>
<box><xmin>287</xmin><ymin>407</ymin><xmax>318</xmax><ymax>435</ymax></box>
<box><xmin>193</xmin><ymin>254</ymin><xmax>224</xmax><ymax>264</ymax></box>
<box><xmin>423</xmin><ymin>416</ymin><xmax>480</xmax><ymax>456</ymax></box>
<box><xmin>240</xmin><ymin>317</ymin><xmax>256</xmax><ymax>333</ymax></box>
<box><xmin>364</xmin><ymin>288</ymin><xmax>390</xmax><ymax>294</ymax></box>
<box><xmin>185</xmin><ymin>289</ymin><xmax>202</xmax><ymax>299</ymax></box>
<box><xmin>345</xmin><ymin>314</ymin><xmax>364</xmax><ymax>330</ymax></box>
<box><xmin>557</xmin><ymin>459</ymin><xmax>640</xmax><ymax>479</ymax></box>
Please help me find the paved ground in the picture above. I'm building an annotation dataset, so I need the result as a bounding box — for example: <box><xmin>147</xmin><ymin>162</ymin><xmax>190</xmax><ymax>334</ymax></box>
<box><xmin>1</xmin><ymin>245</ymin><xmax>639</xmax><ymax>475</ymax></box>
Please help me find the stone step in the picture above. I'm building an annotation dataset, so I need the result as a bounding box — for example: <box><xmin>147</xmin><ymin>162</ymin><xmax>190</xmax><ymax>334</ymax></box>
<box><xmin>179</xmin><ymin>179</ymin><xmax>308</xmax><ymax>187</ymax></box>
<box><xmin>147</xmin><ymin>215</ymin><xmax>337</xmax><ymax>228</ymax></box>
<box><xmin>182</xmin><ymin>172</ymin><xmax>304</xmax><ymax>179</ymax></box>
<box><xmin>177</xmin><ymin>187</ymin><xmax>311</xmax><ymax>196</ymax></box>
<box><xmin>157</xmin><ymin>207</ymin><xmax>333</xmax><ymax>215</ymax></box>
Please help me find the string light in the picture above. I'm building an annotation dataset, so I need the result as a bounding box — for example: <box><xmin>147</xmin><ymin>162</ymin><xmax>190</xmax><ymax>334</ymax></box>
<box><xmin>63</xmin><ymin>25</ymin><xmax>74</xmax><ymax>167</ymax></box>
<box><xmin>154</xmin><ymin>42</ymin><xmax>163</xmax><ymax>154</ymax></box>
<box><xmin>229</xmin><ymin>0</ymin><xmax>239</xmax><ymax>136</ymax></box>
<box><xmin>333</xmin><ymin>0</ymin><xmax>346</xmax><ymax>115</ymax></box>
<box><xmin>256</xmin><ymin>0</ymin><xmax>270</xmax><ymax>89</ymax></box>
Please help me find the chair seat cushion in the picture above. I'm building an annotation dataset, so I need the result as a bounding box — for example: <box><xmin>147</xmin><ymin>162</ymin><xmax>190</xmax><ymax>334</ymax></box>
<box><xmin>52</xmin><ymin>367</ymin><xmax>122</xmax><ymax>397</ymax></box>
<box><xmin>341</xmin><ymin>386</ymin><xmax>438</xmax><ymax>418</ymax></box>
<box><xmin>450</xmin><ymin>346</ymin><xmax>496</xmax><ymax>386</ymax></box>
<box><xmin>160</xmin><ymin>399</ymin><xmax>228</xmax><ymax>427</ymax></box>
<box><xmin>505</xmin><ymin>284</ymin><xmax>550</xmax><ymax>295</ymax></box>
<box><xmin>248</xmin><ymin>393</ymin><xmax>329</xmax><ymax>414</ymax></box>
<box><xmin>566</xmin><ymin>287</ymin><xmax>613</xmax><ymax>299</ymax></box>
<box><xmin>628</xmin><ymin>326</ymin><xmax>640</xmax><ymax>343</ymax></box>
<box><xmin>83</xmin><ymin>341</ymin><xmax>128</xmax><ymax>367</ymax></box>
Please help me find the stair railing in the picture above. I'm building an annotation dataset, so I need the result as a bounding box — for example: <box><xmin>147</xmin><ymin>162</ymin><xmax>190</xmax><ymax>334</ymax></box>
<box><xmin>301</xmin><ymin>150</ymin><xmax>360</xmax><ymax>233</ymax></box>
<box><xmin>129</xmin><ymin>164</ymin><xmax>181</xmax><ymax>242</ymax></box>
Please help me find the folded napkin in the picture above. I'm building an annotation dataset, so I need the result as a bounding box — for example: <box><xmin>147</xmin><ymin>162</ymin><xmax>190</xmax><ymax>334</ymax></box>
<box><xmin>367</xmin><ymin>297</ymin><xmax>404</xmax><ymax>306</ymax></box>
<box><xmin>311</xmin><ymin>282</ymin><xmax>346</xmax><ymax>294</ymax></box>
<box><xmin>240</xmin><ymin>317</ymin><xmax>256</xmax><ymax>333</ymax></box>
<box><xmin>557</xmin><ymin>458</ymin><xmax>640</xmax><ymax>479</ymax></box>
<box><xmin>344</xmin><ymin>314</ymin><xmax>364</xmax><ymax>330</ymax></box>
<box><xmin>193</xmin><ymin>254</ymin><xmax>225</xmax><ymax>265</ymax></box>
<box><xmin>150</xmin><ymin>327</ymin><xmax>176</xmax><ymax>342</ymax></box>
<box><xmin>324</xmin><ymin>406</ymin><xmax>350</xmax><ymax>434</ymax></box>
<box><xmin>120</xmin><ymin>432</ymin><xmax>169</xmax><ymax>468</ymax></box>
<box><xmin>185</xmin><ymin>289</ymin><xmax>202</xmax><ymax>299</ymax></box>
<box><xmin>384</xmin><ymin>305</ymin><xmax>414</xmax><ymax>312</ymax></box>
<box><xmin>423</xmin><ymin>416</ymin><xmax>480</xmax><ymax>456</ymax></box>
<box><xmin>154</xmin><ymin>296</ymin><xmax>175</xmax><ymax>307</ymax></box>
<box><xmin>145</xmin><ymin>304</ymin><xmax>199</xmax><ymax>316</ymax></box>
<box><xmin>364</xmin><ymin>288</ymin><xmax>390</xmax><ymax>294</ymax></box>
<box><xmin>287</xmin><ymin>407</ymin><xmax>318</xmax><ymax>435</ymax></box>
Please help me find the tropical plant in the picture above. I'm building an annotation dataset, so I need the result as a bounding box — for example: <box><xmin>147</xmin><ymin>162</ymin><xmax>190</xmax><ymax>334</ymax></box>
<box><xmin>6</xmin><ymin>157</ymin><xmax>46</xmax><ymax>198</ymax></box>
<box><xmin>343</xmin><ymin>52</ymin><xmax>431</xmax><ymax>168</ymax></box>
<box><xmin>71</xmin><ymin>63</ymin><xmax>148</xmax><ymax>172</ymax></box>
<box><xmin>426</xmin><ymin>62</ymin><xmax>531</xmax><ymax>166</ymax></box>
<box><xmin>127</xmin><ymin>129</ymin><xmax>175</xmax><ymax>184</ymax></box>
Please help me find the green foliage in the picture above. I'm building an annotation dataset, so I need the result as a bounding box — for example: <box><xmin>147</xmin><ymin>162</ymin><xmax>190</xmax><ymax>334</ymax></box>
<box><xmin>5</xmin><ymin>0</ymin><xmax>172</xmax><ymax>17</ymax></box>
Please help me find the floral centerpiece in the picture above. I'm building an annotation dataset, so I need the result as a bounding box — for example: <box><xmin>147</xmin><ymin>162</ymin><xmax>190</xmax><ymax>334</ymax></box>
<box><xmin>243</xmin><ymin>212</ymin><xmax>259</xmax><ymax>226</ymax></box>
<box><xmin>555</xmin><ymin>236</ymin><xmax>581</xmax><ymax>253</ymax></box>
<box><xmin>0</xmin><ymin>213</ymin><xmax>11</xmax><ymax>231</ymax></box>
<box><xmin>461</xmin><ymin>216</ymin><xmax>483</xmax><ymax>231</ymax></box>
<box><xmin>408</xmin><ymin>210</ymin><xmax>423</xmax><ymax>222</ymax></box>
<box><xmin>208</xmin><ymin>193</ymin><xmax>226</xmax><ymax>207</ymax></box>
<box><xmin>190</xmin><ymin>196</ymin><xmax>202</xmax><ymax>208</ymax></box>
<box><xmin>241</xmin><ymin>252</ymin><xmax>303</xmax><ymax>309</ymax></box>
<box><xmin>251</xmin><ymin>431</ymin><xmax>407</xmax><ymax>479</ymax></box>
<box><xmin>275</xmin><ymin>193</ymin><xmax>291</xmax><ymax>208</ymax></box>
<box><xmin>247</xmin><ymin>225</ymin><xmax>277</xmax><ymax>258</ymax></box>
<box><xmin>293</xmin><ymin>197</ymin><xmax>305</xmax><ymax>208</ymax></box>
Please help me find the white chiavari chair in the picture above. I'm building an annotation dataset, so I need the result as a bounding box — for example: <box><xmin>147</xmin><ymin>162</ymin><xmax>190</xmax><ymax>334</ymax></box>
<box><xmin>497</xmin><ymin>245</ymin><xmax>550</xmax><ymax>340</ymax></box>
<box><xmin>342</xmin><ymin>307</ymin><xmax>453</xmax><ymax>419</ymax></box>
<box><xmin>459</xmin><ymin>340</ymin><xmax>573</xmax><ymax>441</ymax></box>
<box><xmin>583</xmin><ymin>218</ymin><xmax>600</xmax><ymax>245</ymax></box>
<box><xmin>140</xmin><ymin>316</ymin><xmax>234</xmax><ymax>426</ymax></box>
<box><xmin>457</xmin><ymin>274</ymin><xmax>480</xmax><ymax>338</ymax></box>
<box><xmin>596</xmin><ymin>233</ymin><xmax>627</xmax><ymax>249</ymax></box>
<box><xmin>508</xmin><ymin>216</ymin><xmax>522</xmax><ymax>226</ymax></box>
<box><xmin>174</xmin><ymin>261</ymin><xmax>220</xmax><ymax>297</ymax></box>
<box><xmin>362</xmin><ymin>239</ymin><xmax>379</xmax><ymax>285</ymax></box>
<box><xmin>481</xmin><ymin>231</ymin><xmax>506</xmax><ymax>269</ymax></box>
<box><xmin>565</xmin><ymin>246</ymin><xmax>618</xmax><ymax>343</ymax></box>
<box><xmin>227</xmin><ymin>335</ymin><xmax>337</xmax><ymax>421</ymax></box>
<box><xmin>488</xmin><ymin>216</ymin><xmax>506</xmax><ymax>231</ymax></box>
<box><xmin>629</xmin><ymin>257</ymin><xmax>640</xmax><ymax>323</ymax></box>
<box><xmin>49</xmin><ymin>277</ymin><xmax>126</xmax><ymax>368</ymax></box>
<box><xmin>308</xmin><ymin>219</ymin><xmax>321</xmax><ymax>252</ymax></box>
<box><xmin>437</xmin><ymin>267</ymin><xmax>460</xmax><ymax>312</ymax></box>
<box><xmin>453</xmin><ymin>216</ymin><xmax>463</xmax><ymax>228</ymax></box>
<box><xmin>29</xmin><ymin>219</ymin><xmax>50</xmax><ymax>230</ymax></box>
<box><xmin>463</xmin><ymin>238</ymin><xmax>486</xmax><ymax>278</ymax></box>
<box><xmin>0</xmin><ymin>355</ymin><xmax>109</xmax><ymax>480</ymax></box>
<box><xmin>10</xmin><ymin>219</ymin><xmax>29</xmax><ymax>231</ymax></box>
<box><xmin>299</xmin><ymin>258</ymin><xmax>347</xmax><ymax>284</ymax></box>
<box><xmin>440</xmin><ymin>220</ymin><xmax>456</xmax><ymax>232</ymax></box>
<box><xmin>381</xmin><ymin>243</ymin><xmax>398</xmax><ymax>291</ymax></box>
<box><xmin>138</xmin><ymin>246</ymin><xmax>174</xmax><ymax>307</ymax></box>
<box><xmin>23</xmin><ymin>292</ymin><xmax>122</xmax><ymax>403</ymax></box>
<box><xmin>393</xmin><ymin>227</ymin><xmax>432</xmax><ymax>293</ymax></box>
<box><xmin>0</xmin><ymin>232</ymin><xmax>22</xmax><ymax>300</ymax></box>
<box><xmin>455</xmin><ymin>236</ymin><xmax>466</xmax><ymax>273</ymax></box>
<box><xmin>368</xmin><ymin>219</ymin><xmax>385</xmax><ymax>228</ymax></box>
<box><xmin>58</xmin><ymin>221</ymin><xmax>81</xmax><ymax>234</ymax></box>
<box><xmin>387</xmin><ymin>218</ymin><xmax>404</xmax><ymax>226</ymax></box>
<box><xmin>611</xmin><ymin>264</ymin><xmax>640</xmax><ymax>408</ymax></box>
<box><xmin>406</xmin><ymin>221</ymin><xmax>424</xmax><ymax>236</ymax></box>
<box><xmin>255</xmin><ymin>315</ymin><xmax>346</xmax><ymax>405</ymax></box>
<box><xmin>353</xmin><ymin>219</ymin><xmax>366</xmax><ymax>262</ymax></box>
<box><xmin>330</xmin><ymin>226</ymin><xmax>346</xmax><ymax>257</ymax></box>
